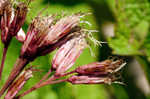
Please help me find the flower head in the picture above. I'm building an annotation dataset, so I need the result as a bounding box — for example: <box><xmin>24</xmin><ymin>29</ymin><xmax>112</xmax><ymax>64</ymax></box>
<box><xmin>0</xmin><ymin>0</ymin><xmax>28</xmax><ymax>45</ymax></box>
<box><xmin>68</xmin><ymin>59</ymin><xmax>126</xmax><ymax>85</ymax></box>
<box><xmin>21</xmin><ymin>14</ymin><xmax>82</xmax><ymax>61</ymax></box>
<box><xmin>41</xmin><ymin>14</ymin><xmax>81</xmax><ymax>45</ymax></box>
<box><xmin>68</xmin><ymin>74</ymin><xmax>119</xmax><ymax>85</ymax></box>
<box><xmin>20</xmin><ymin>15</ymin><xmax>53</xmax><ymax>59</ymax></box>
<box><xmin>52</xmin><ymin>33</ymin><xmax>87</xmax><ymax>75</ymax></box>
<box><xmin>75</xmin><ymin>59</ymin><xmax>126</xmax><ymax>76</ymax></box>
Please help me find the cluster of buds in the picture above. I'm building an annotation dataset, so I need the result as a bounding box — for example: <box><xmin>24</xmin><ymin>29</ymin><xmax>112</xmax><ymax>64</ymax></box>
<box><xmin>51</xmin><ymin>34</ymin><xmax>126</xmax><ymax>85</ymax></box>
<box><xmin>0</xmin><ymin>0</ymin><xmax>126</xmax><ymax>98</ymax></box>
<box><xmin>68</xmin><ymin>59</ymin><xmax>126</xmax><ymax>84</ymax></box>
<box><xmin>0</xmin><ymin>11</ymin><xmax>86</xmax><ymax>96</ymax></box>
<box><xmin>12</xmin><ymin>36</ymin><xmax>126</xmax><ymax>98</ymax></box>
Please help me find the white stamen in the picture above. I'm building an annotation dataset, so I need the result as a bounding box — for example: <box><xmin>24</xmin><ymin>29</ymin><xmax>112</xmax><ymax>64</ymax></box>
<box><xmin>114</xmin><ymin>62</ymin><xmax>126</xmax><ymax>73</ymax></box>
<box><xmin>83</xmin><ymin>29</ymin><xmax>103</xmax><ymax>47</ymax></box>
<box><xmin>87</xmin><ymin>32</ymin><xmax>102</xmax><ymax>46</ymax></box>
<box><xmin>113</xmin><ymin>81</ymin><xmax>126</xmax><ymax>85</ymax></box>
<box><xmin>88</xmin><ymin>45</ymin><xmax>95</xmax><ymax>57</ymax></box>
<box><xmin>80</xmin><ymin>21</ymin><xmax>92</xmax><ymax>26</ymax></box>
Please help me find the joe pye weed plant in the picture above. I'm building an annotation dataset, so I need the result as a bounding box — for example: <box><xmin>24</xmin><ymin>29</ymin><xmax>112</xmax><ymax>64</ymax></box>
<box><xmin>0</xmin><ymin>0</ymin><xmax>126</xmax><ymax>99</ymax></box>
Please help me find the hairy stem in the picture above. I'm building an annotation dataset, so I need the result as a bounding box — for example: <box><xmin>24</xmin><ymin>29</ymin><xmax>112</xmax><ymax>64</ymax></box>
<box><xmin>0</xmin><ymin>58</ymin><xmax>29</xmax><ymax>97</ymax></box>
<box><xmin>0</xmin><ymin>45</ymin><xmax>8</xmax><ymax>80</ymax></box>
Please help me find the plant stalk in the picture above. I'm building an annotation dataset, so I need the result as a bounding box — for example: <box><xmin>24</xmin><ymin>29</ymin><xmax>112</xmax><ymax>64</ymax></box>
<box><xmin>38</xmin><ymin>69</ymin><xmax>52</xmax><ymax>84</ymax></box>
<box><xmin>0</xmin><ymin>58</ymin><xmax>29</xmax><ymax>97</ymax></box>
<box><xmin>16</xmin><ymin>71</ymin><xmax>76</xmax><ymax>98</ymax></box>
<box><xmin>17</xmin><ymin>79</ymin><xmax>68</xmax><ymax>98</ymax></box>
<box><xmin>0</xmin><ymin>45</ymin><xmax>9</xmax><ymax>80</ymax></box>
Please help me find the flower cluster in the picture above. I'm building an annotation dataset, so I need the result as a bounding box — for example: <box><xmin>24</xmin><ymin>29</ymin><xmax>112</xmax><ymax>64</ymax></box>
<box><xmin>68</xmin><ymin>59</ymin><xmax>126</xmax><ymax>84</ymax></box>
<box><xmin>0</xmin><ymin>0</ymin><xmax>28</xmax><ymax>81</ymax></box>
<box><xmin>20</xmin><ymin>14</ymin><xmax>81</xmax><ymax>60</ymax></box>
<box><xmin>0</xmin><ymin>0</ymin><xmax>126</xmax><ymax>99</ymax></box>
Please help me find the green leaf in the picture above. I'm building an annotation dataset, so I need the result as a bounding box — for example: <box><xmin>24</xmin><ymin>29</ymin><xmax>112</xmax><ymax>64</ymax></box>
<box><xmin>133</xmin><ymin>20</ymin><xmax>149</xmax><ymax>41</ymax></box>
<box><xmin>108</xmin><ymin>35</ymin><xmax>141</xmax><ymax>55</ymax></box>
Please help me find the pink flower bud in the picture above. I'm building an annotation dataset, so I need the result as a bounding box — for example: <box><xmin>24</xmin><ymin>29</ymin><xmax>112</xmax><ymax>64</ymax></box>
<box><xmin>68</xmin><ymin>59</ymin><xmax>126</xmax><ymax>85</ymax></box>
<box><xmin>75</xmin><ymin>59</ymin><xmax>126</xmax><ymax>76</ymax></box>
<box><xmin>68</xmin><ymin>75</ymin><xmax>114</xmax><ymax>84</ymax></box>
<box><xmin>42</xmin><ymin>14</ymin><xmax>81</xmax><ymax>45</ymax></box>
<box><xmin>21</xmin><ymin>15</ymin><xmax>54</xmax><ymax>60</ymax></box>
<box><xmin>21</xmin><ymin>14</ymin><xmax>82</xmax><ymax>61</ymax></box>
<box><xmin>52</xmin><ymin>34</ymin><xmax>87</xmax><ymax>75</ymax></box>
<box><xmin>5</xmin><ymin>68</ymin><xmax>33</xmax><ymax>99</ymax></box>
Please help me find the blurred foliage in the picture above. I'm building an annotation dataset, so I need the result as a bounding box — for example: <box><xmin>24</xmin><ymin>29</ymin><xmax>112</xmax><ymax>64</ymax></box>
<box><xmin>1</xmin><ymin>0</ymin><xmax>150</xmax><ymax>99</ymax></box>
<box><xmin>108</xmin><ymin>0</ymin><xmax>150</xmax><ymax>57</ymax></box>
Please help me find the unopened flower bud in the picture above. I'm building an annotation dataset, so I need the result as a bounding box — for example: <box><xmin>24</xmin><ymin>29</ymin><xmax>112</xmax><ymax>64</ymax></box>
<box><xmin>5</xmin><ymin>68</ymin><xmax>33</xmax><ymax>99</ymax></box>
<box><xmin>68</xmin><ymin>73</ymin><xmax>121</xmax><ymax>85</ymax></box>
<box><xmin>52</xmin><ymin>34</ymin><xmax>87</xmax><ymax>75</ymax></box>
<box><xmin>68</xmin><ymin>75</ymin><xmax>111</xmax><ymax>84</ymax></box>
<box><xmin>68</xmin><ymin>59</ymin><xmax>126</xmax><ymax>85</ymax></box>
<box><xmin>75</xmin><ymin>59</ymin><xmax>126</xmax><ymax>76</ymax></box>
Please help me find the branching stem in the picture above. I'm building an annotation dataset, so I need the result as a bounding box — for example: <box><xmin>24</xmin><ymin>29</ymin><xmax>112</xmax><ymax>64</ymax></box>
<box><xmin>0</xmin><ymin>58</ymin><xmax>29</xmax><ymax>97</ymax></box>
<box><xmin>16</xmin><ymin>70</ymin><xmax>76</xmax><ymax>98</ymax></box>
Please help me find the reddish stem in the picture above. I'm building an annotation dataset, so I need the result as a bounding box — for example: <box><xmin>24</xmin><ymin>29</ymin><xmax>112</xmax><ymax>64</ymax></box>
<box><xmin>0</xmin><ymin>58</ymin><xmax>29</xmax><ymax>97</ymax></box>
<box><xmin>17</xmin><ymin>79</ymin><xmax>68</xmax><ymax>98</ymax></box>
<box><xmin>61</xmin><ymin>70</ymin><xmax>76</xmax><ymax>77</ymax></box>
<box><xmin>39</xmin><ymin>69</ymin><xmax>52</xmax><ymax>84</ymax></box>
<box><xmin>16</xmin><ymin>70</ymin><xmax>76</xmax><ymax>98</ymax></box>
<box><xmin>0</xmin><ymin>45</ymin><xmax>8</xmax><ymax>80</ymax></box>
